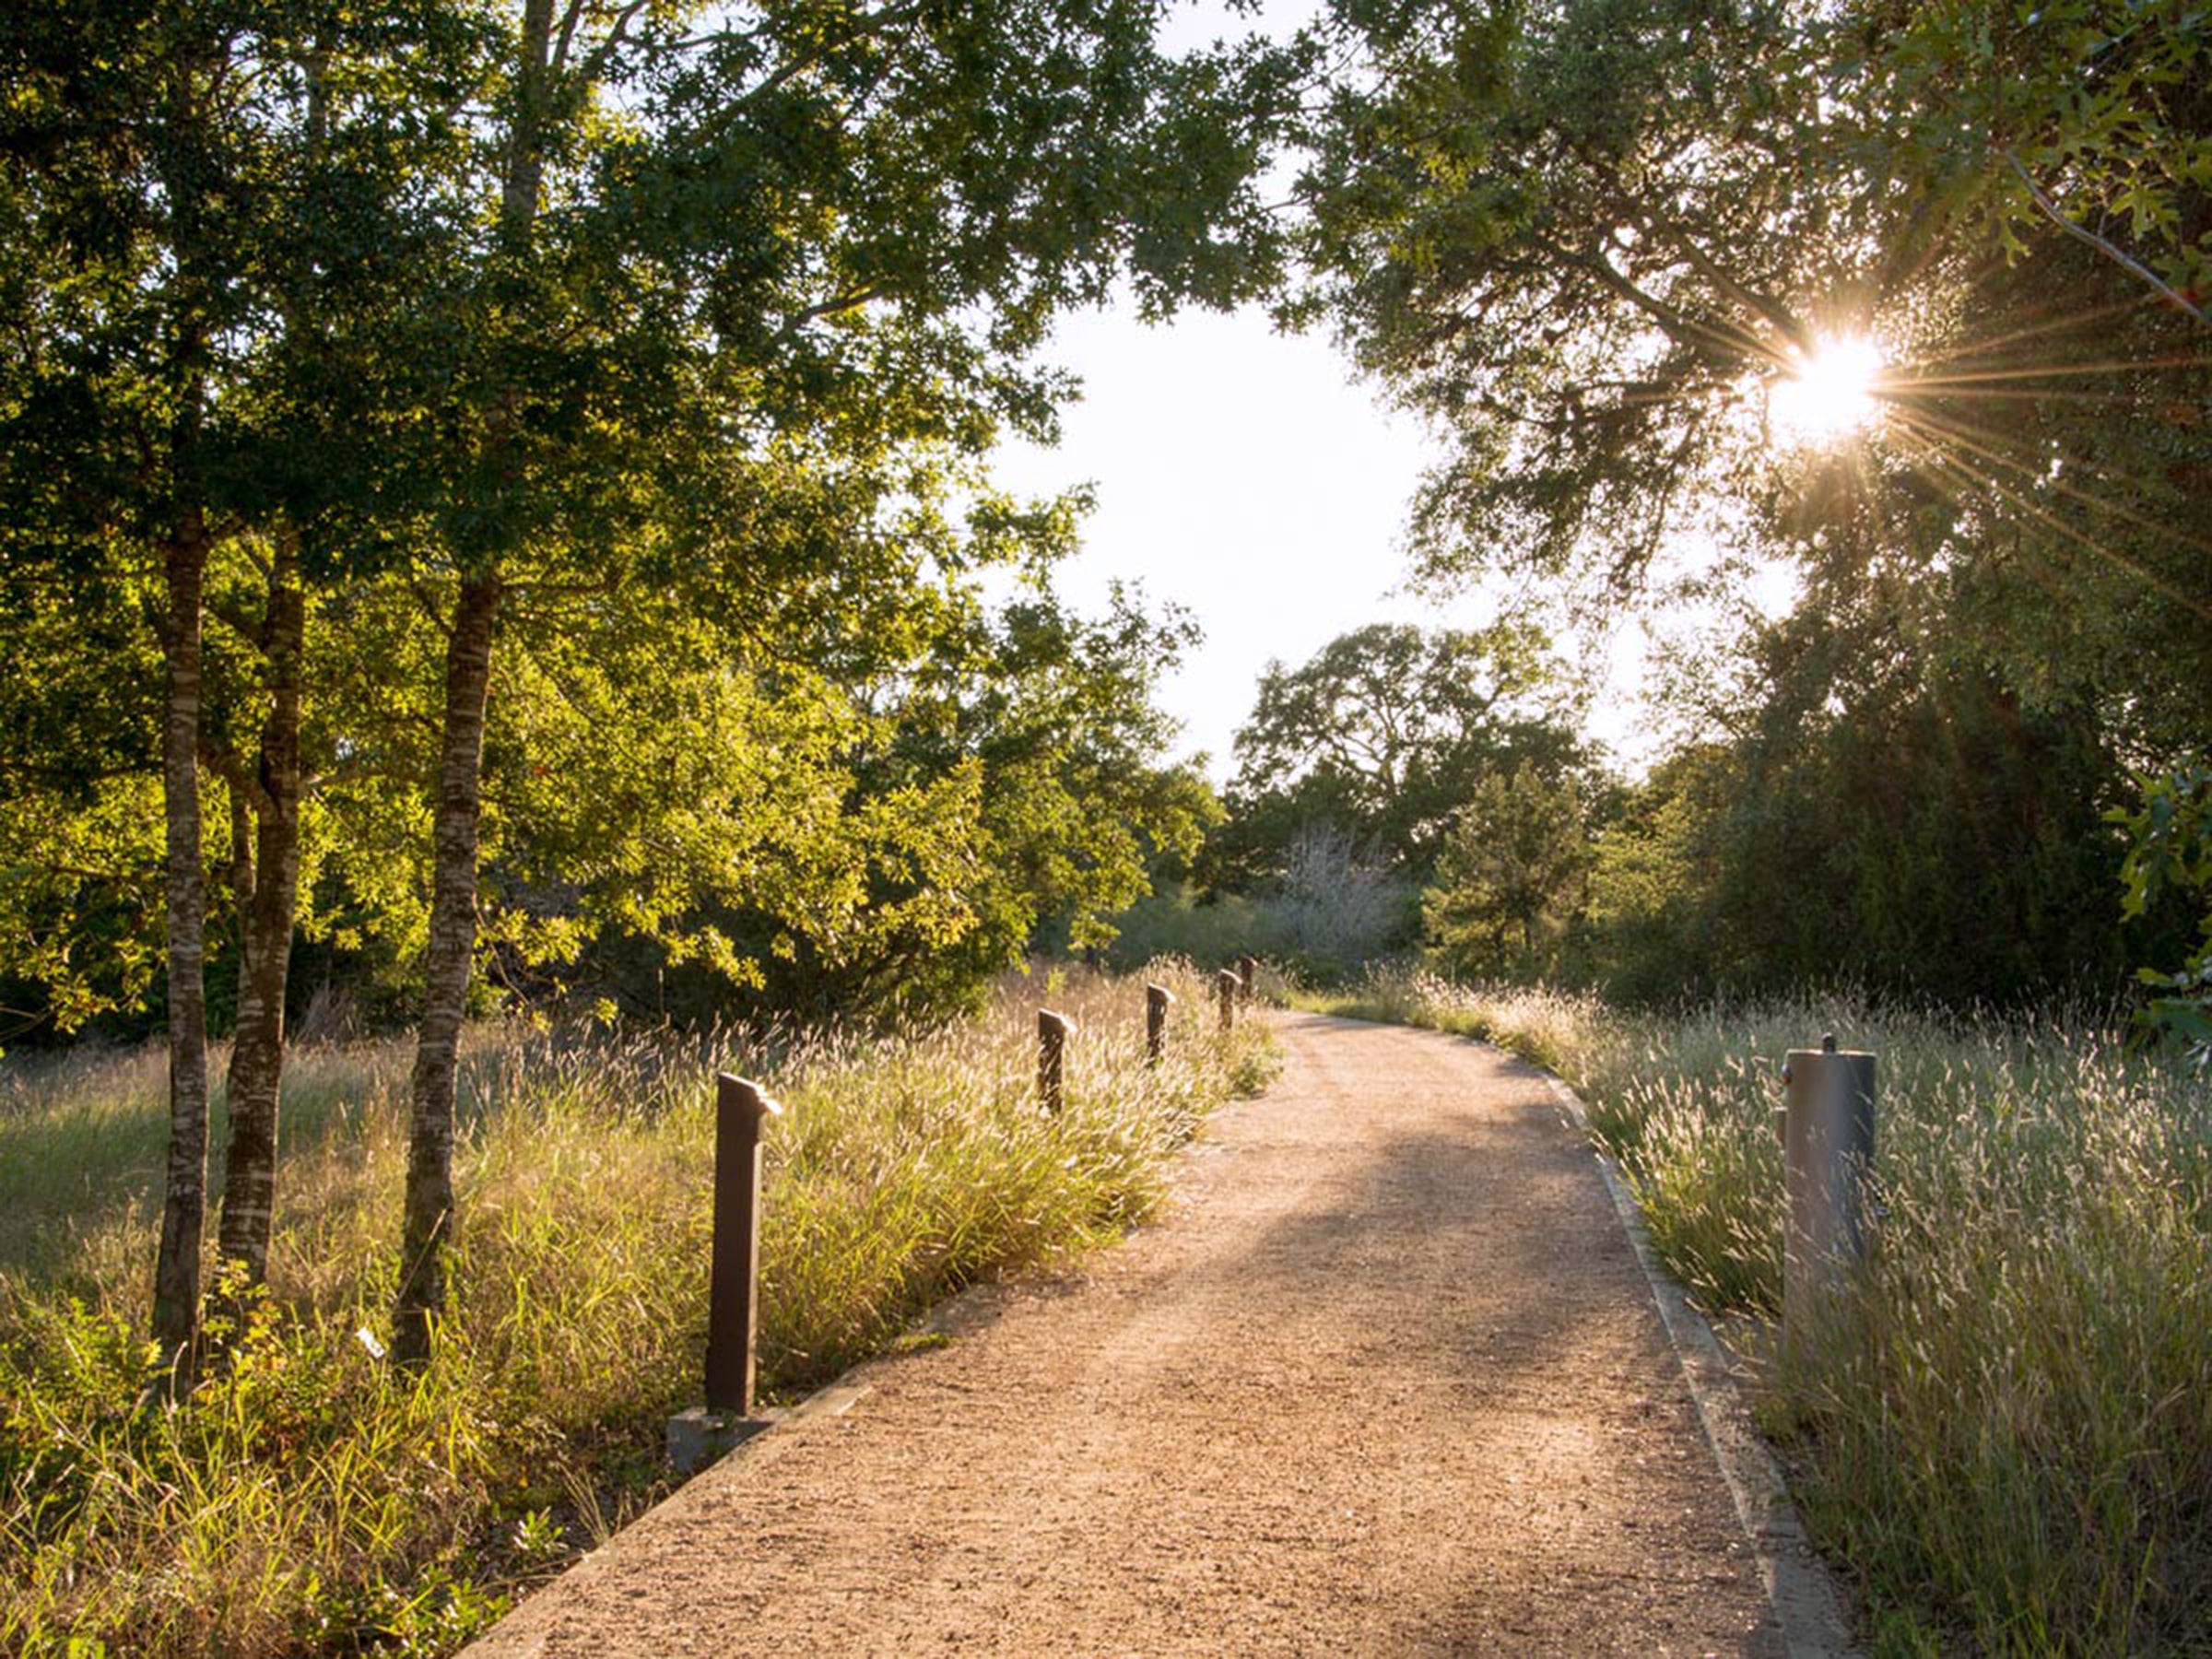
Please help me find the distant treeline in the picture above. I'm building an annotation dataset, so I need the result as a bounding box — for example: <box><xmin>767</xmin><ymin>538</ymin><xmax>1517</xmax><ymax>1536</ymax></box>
<box><xmin>1123</xmin><ymin>620</ymin><xmax>2198</xmax><ymax>1009</ymax></box>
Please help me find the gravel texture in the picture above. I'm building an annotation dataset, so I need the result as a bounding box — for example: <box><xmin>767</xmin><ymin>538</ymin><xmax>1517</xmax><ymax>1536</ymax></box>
<box><xmin>467</xmin><ymin>1012</ymin><xmax>1784</xmax><ymax>1656</ymax></box>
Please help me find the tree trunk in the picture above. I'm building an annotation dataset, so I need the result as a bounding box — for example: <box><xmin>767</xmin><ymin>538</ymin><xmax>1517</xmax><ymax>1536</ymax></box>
<box><xmin>216</xmin><ymin>541</ymin><xmax>305</xmax><ymax>1300</ymax></box>
<box><xmin>151</xmin><ymin>518</ymin><xmax>210</xmax><ymax>1381</ymax></box>
<box><xmin>388</xmin><ymin>0</ymin><xmax>547</xmax><ymax>1369</ymax></box>
<box><xmin>393</xmin><ymin>574</ymin><xmax>500</xmax><ymax>1367</ymax></box>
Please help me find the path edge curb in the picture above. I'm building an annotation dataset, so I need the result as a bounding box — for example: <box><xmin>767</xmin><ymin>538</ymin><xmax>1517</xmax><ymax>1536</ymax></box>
<box><xmin>1535</xmin><ymin>1068</ymin><xmax>1861</xmax><ymax>1659</ymax></box>
<box><xmin>465</xmin><ymin>1080</ymin><xmax>1276</xmax><ymax>1656</ymax></box>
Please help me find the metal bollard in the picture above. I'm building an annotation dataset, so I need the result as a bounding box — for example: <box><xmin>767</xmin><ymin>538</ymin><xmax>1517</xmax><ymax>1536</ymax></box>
<box><xmin>1038</xmin><ymin>1009</ymin><xmax>1073</xmax><ymax>1112</ymax></box>
<box><xmin>1781</xmin><ymin>1034</ymin><xmax>1877</xmax><ymax>1359</ymax></box>
<box><xmin>1217</xmin><ymin>968</ymin><xmax>1240</xmax><ymax>1033</ymax></box>
<box><xmin>1236</xmin><ymin>956</ymin><xmax>1257</xmax><ymax>1004</ymax></box>
<box><xmin>1145</xmin><ymin>983</ymin><xmax>1172</xmax><ymax>1064</ymax></box>
<box><xmin>705</xmin><ymin>1075</ymin><xmax>782</xmax><ymax>1417</ymax></box>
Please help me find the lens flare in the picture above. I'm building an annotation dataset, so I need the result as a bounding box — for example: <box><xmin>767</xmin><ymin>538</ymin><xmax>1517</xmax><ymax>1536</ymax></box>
<box><xmin>1770</xmin><ymin>335</ymin><xmax>1886</xmax><ymax>446</ymax></box>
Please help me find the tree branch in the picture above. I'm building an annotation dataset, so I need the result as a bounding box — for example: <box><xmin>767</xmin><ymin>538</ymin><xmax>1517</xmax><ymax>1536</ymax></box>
<box><xmin>2004</xmin><ymin>150</ymin><xmax>2208</xmax><ymax>329</ymax></box>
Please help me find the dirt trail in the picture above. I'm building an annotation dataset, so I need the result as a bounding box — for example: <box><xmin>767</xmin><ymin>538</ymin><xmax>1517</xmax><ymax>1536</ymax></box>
<box><xmin>469</xmin><ymin>1013</ymin><xmax>1785</xmax><ymax>1656</ymax></box>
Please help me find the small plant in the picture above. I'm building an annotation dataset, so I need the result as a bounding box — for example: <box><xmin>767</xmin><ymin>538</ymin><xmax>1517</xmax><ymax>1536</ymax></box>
<box><xmin>510</xmin><ymin>1509</ymin><xmax>563</xmax><ymax>1565</ymax></box>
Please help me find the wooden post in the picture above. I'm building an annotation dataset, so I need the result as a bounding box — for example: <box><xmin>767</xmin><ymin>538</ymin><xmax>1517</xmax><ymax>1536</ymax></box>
<box><xmin>1781</xmin><ymin>1035</ymin><xmax>1877</xmax><ymax>1362</ymax></box>
<box><xmin>1236</xmin><ymin>955</ymin><xmax>1257</xmax><ymax>1004</ymax></box>
<box><xmin>1145</xmin><ymin>983</ymin><xmax>1172</xmax><ymax>1064</ymax></box>
<box><xmin>1216</xmin><ymin>968</ymin><xmax>1239</xmax><ymax>1033</ymax></box>
<box><xmin>1038</xmin><ymin>1009</ymin><xmax>1074</xmax><ymax>1112</ymax></box>
<box><xmin>705</xmin><ymin>1074</ymin><xmax>780</xmax><ymax>1417</ymax></box>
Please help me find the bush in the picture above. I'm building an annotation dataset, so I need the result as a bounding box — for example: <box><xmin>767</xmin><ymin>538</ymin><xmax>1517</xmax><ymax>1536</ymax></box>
<box><xmin>1109</xmin><ymin>826</ymin><xmax>1416</xmax><ymax>986</ymax></box>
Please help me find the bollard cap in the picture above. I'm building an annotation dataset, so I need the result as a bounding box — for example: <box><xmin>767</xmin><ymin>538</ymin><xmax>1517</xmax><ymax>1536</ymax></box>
<box><xmin>718</xmin><ymin>1073</ymin><xmax>783</xmax><ymax>1120</ymax></box>
<box><xmin>1038</xmin><ymin>1007</ymin><xmax>1077</xmax><ymax>1034</ymax></box>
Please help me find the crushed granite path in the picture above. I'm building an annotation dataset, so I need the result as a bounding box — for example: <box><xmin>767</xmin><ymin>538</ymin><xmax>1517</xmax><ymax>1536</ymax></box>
<box><xmin>467</xmin><ymin>1012</ymin><xmax>1794</xmax><ymax>1656</ymax></box>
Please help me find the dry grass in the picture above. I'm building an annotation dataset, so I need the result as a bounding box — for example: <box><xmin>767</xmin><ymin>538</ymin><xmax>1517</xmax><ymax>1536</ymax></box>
<box><xmin>0</xmin><ymin>960</ymin><xmax>1276</xmax><ymax>1657</ymax></box>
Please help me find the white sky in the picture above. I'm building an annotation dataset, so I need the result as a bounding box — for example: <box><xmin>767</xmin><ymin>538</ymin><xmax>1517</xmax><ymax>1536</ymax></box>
<box><xmin>988</xmin><ymin>301</ymin><xmax>1666</xmax><ymax>781</ymax></box>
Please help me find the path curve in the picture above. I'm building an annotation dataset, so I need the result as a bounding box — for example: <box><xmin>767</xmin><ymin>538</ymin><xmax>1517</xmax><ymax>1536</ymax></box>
<box><xmin>470</xmin><ymin>1013</ymin><xmax>1786</xmax><ymax>1656</ymax></box>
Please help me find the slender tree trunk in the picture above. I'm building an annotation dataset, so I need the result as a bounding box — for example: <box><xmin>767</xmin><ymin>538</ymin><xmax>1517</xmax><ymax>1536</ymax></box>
<box><xmin>152</xmin><ymin>518</ymin><xmax>210</xmax><ymax>1381</ymax></box>
<box><xmin>216</xmin><ymin>542</ymin><xmax>305</xmax><ymax>1297</ymax></box>
<box><xmin>389</xmin><ymin>0</ymin><xmax>547</xmax><ymax>1368</ymax></box>
<box><xmin>393</xmin><ymin>575</ymin><xmax>501</xmax><ymax>1367</ymax></box>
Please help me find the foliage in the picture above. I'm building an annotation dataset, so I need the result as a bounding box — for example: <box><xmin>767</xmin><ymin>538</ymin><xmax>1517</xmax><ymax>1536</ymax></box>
<box><xmin>822</xmin><ymin>585</ymin><xmax>1220</xmax><ymax>1018</ymax></box>
<box><xmin>1205</xmin><ymin>621</ymin><xmax>1584</xmax><ymax>890</ymax></box>
<box><xmin>1422</xmin><ymin>762</ymin><xmax>1591</xmax><ymax>979</ymax></box>
<box><xmin>1856</xmin><ymin>0</ymin><xmax>2212</xmax><ymax>299</ymax></box>
<box><xmin>0</xmin><ymin>963</ymin><xmax>1275</xmax><ymax>1656</ymax></box>
<box><xmin>1294</xmin><ymin>0</ymin><xmax>2212</xmax><ymax>1012</ymax></box>
<box><xmin>0</xmin><ymin>0</ymin><xmax>1316</xmax><ymax>1033</ymax></box>
<box><xmin>554</xmin><ymin>582</ymin><xmax>1223</xmax><ymax>1030</ymax></box>
<box><xmin>1294</xmin><ymin>0</ymin><xmax>2211</xmax><ymax>663</ymax></box>
<box><xmin>1570</xmin><ymin>602</ymin><xmax>2188</xmax><ymax>1006</ymax></box>
<box><xmin>1114</xmin><ymin>823</ymin><xmax>1418</xmax><ymax>985</ymax></box>
<box><xmin>1312</xmin><ymin>967</ymin><xmax>2212</xmax><ymax>1653</ymax></box>
<box><xmin>0</xmin><ymin>0</ymin><xmax>1317</xmax><ymax>1363</ymax></box>
<box><xmin>1262</xmin><ymin>821</ymin><xmax>1420</xmax><ymax>980</ymax></box>
<box><xmin>2112</xmin><ymin>759</ymin><xmax>2212</xmax><ymax>1064</ymax></box>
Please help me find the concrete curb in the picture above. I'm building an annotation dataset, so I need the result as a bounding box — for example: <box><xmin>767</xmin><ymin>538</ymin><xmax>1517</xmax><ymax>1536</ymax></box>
<box><xmin>1536</xmin><ymin>1069</ymin><xmax>1861</xmax><ymax>1659</ymax></box>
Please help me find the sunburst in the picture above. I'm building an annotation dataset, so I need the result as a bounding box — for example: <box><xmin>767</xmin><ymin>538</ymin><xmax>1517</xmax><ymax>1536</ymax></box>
<box><xmin>1768</xmin><ymin>335</ymin><xmax>1887</xmax><ymax>447</ymax></box>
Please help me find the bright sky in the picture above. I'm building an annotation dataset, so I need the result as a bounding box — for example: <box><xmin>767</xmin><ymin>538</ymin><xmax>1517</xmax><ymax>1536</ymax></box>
<box><xmin>994</xmin><ymin>306</ymin><xmax>1420</xmax><ymax>776</ymax></box>
<box><xmin>988</xmin><ymin>300</ymin><xmax>1665</xmax><ymax>782</ymax></box>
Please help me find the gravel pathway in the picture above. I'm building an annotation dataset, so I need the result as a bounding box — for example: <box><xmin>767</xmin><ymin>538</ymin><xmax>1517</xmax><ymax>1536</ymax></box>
<box><xmin>468</xmin><ymin>1012</ymin><xmax>1785</xmax><ymax>1656</ymax></box>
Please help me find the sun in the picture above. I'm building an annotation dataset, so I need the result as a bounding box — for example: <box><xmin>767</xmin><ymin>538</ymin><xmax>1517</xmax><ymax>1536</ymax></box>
<box><xmin>1768</xmin><ymin>334</ymin><xmax>1887</xmax><ymax>447</ymax></box>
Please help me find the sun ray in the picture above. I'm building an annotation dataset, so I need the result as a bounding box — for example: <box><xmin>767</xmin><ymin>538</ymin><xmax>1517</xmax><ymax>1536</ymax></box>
<box><xmin>1885</xmin><ymin>408</ymin><xmax>2212</xmax><ymax>618</ymax></box>
<box><xmin>1887</xmin><ymin>354</ymin><xmax>2212</xmax><ymax>387</ymax></box>
<box><xmin>1891</xmin><ymin>401</ymin><xmax>2212</xmax><ymax>561</ymax></box>
<box><xmin>1902</xmin><ymin>292</ymin><xmax>2164</xmax><ymax>370</ymax></box>
<box><xmin>1872</xmin><ymin>384</ymin><xmax>2164</xmax><ymax>406</ymax></box>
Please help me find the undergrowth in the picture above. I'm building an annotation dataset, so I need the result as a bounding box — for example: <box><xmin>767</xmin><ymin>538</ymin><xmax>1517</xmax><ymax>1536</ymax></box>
<box><xmin>1301</xmin><ymin>965</ymin><xmax>2212</xmax><ymax>1657</ymax></box>
<box><xmin>0</xmin><ymin>960</ymin><xmax>1275</xmax><ymax>1656</ymax></box>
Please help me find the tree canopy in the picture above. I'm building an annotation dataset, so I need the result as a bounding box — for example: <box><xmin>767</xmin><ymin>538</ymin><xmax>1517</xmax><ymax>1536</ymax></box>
<box><xmin>1293</xmin><ymin>0</ymin><xmax>2210</xmax><ymax>755</ymax></box>
<box><xmin>1206</xmin><ymin>620</ymin><xmax>1585</xmax><ymax>889</ymax></box>
<box><xmin>0</xmin><ymin>0</ymin><xmax>1314</xmax><ymax>1369</ymax></box>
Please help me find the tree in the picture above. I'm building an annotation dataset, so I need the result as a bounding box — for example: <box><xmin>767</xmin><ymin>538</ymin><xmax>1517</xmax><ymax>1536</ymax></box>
<box><xmin>2106</xmin><ymin>762</ymin><xmax>2212</xmax><ymax>1062</ymax></box>
<box><xmin>362</xmin><ymin>0</ymin><xmax>1309</xmax><ymax>1362</ymax></box>
<box><xmin>1296</xmin><ymin>0</ymin><xmax>2210</xmax><ymax>1013</ymax></box>
<box><xmin>1423</xmin><ymin>762</ymin><xmax>1592</xmax><ymax>978</ymax></box>
<box><xmin>1266</xmin><ymin>820</ymin><xmax>1415</xmax><ymax>981</ymax></box>
<box><xmin>1292</xmin><ymin>0</ymin><xmax>2212</xmax><ymax>738</ymax></box>
<box><xmin>696</xmin><ymin>582</ymin><xmax>1220</xmax><ymax>1026</ymax></box>
<box><xmin>0</xmin><ymin>0</ymin><xmax>488</xmax><ymax>1372</ymax></box>
<box><xmin>1209</xmin><ymin>621</ymin><xmax>1583</xmax><ymax>889</ymax></box>
<box><xmin>1562</xmin><ymin>593</ymin><xmax>2193</xmax><ymax>1004</ymax></box>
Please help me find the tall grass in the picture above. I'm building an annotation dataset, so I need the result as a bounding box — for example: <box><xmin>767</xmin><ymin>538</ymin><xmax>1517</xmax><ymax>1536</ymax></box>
<box><xmin>1308</xmin><ymin>965</ymin><xmax>2212</xmax><ymax>1656</ymax></box>
<box><xmin>0</xmin><ymin>961</ymin><xmax>1276</xmax><ymax>1657</ymax></box>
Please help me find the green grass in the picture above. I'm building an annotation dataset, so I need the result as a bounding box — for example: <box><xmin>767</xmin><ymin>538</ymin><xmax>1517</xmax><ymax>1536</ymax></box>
<box><xmin>1300</xmin><ymin>966</ymin><xmax>2212</xmax><ymax>1656</ymax></box>
<box><xmin>0</xmin><ymin>960</ymin><xmax>1277</xmax><ymax>1657</ymax></box>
